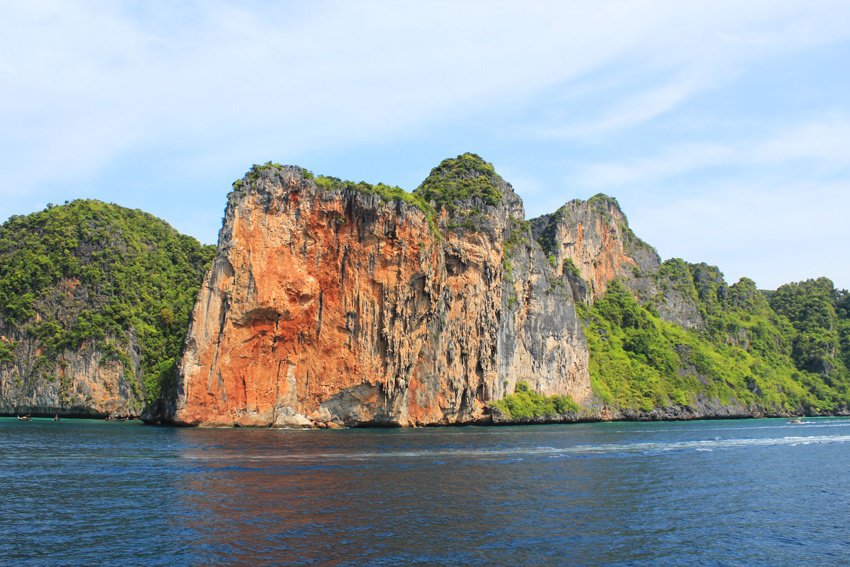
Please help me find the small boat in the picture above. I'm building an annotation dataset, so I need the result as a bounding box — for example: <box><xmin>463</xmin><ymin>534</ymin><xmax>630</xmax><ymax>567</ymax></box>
<box><xmin>53</xmin><ymin>414</ymin><xmax>61</xmax><ymax>421</ymax></box>
<box><xmin>16</xmin><ymin>415</ymin><xmax>31</xmax><ymax>421</ymax></box>
<box><xmin>788</xmin><ymin>417</ymin><xmax>804</xmax><ymax>424</ymax></box>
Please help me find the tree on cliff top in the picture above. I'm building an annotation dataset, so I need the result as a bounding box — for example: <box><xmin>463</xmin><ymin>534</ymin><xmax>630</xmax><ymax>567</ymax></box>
<box><xmin>414</xmin><ymin>153</ymin><xmax>504</xmax><ymax>211</ymax></box>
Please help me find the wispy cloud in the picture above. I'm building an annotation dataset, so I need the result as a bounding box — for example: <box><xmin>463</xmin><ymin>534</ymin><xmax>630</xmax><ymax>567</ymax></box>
<box><xmin>575</xmin><ymin>116</ymin><xmax>850</xmax><ymax>188</ymax></box>
<box><xmin>536</xmin><ymin>74</ymin><xmax>712</xmax><ymax>139</ymax></box>
<box><xmin>629</xmin><ymin>179</ymin><xmax>850</xmax><ymax>289</ymax></box>
<box><xmin>574</xmin><ymin>143</ymin><xmax>732</xmax><ymax>188</ymax></box>
<box><xmin>4</xmin><ymin>1</ymin><xmax>850</xmax><ymax>194</ymax></box>
<box><xmin>529</xmin><ymin>1</ymin><xmax>850</xmax><ymax>140</ymax></box>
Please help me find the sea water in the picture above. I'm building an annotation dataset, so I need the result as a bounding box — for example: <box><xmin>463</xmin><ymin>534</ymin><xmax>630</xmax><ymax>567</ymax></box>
<box><xmin>2</xmin><ymin>417</ymin><xmax>849</xmax><ymax>565</ymax></box>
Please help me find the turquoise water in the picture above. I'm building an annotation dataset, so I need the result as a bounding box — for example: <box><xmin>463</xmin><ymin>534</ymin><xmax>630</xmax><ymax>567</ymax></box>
<box><xmin>2</xmin><ymin>417</ymin><xmax>850</xmax><ymax>565</ymax></box>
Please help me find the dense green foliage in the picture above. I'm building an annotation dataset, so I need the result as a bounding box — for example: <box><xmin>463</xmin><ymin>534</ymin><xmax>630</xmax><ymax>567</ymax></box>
<box><xmin>490</xmin><ymin>381</ymin><xmax>580</xmax><ymax>420</ymax></box>
<box><xmin>414</xmin><ymin>153</ymin><xmax>503</xmax><ymax>212</ymax></box>
<box><xmin>0</xmin><ymin>339</ymin><xmax>15</xmax><ymax>363</ymax></box>
<box><xmin>657</xmin><ymin>258</ymin><xmax>698</xmax><ymax>299</ymax></box>
<box><xmin>769</xmin><ymin>278</ymin><xmax>849</xmax><ymax>380</ymax></box>
<box><xmin>839</xmin><ymin>292</ymin><xmax>850</xmax><ymax>371</ymax></box>
<box><xmin>585</xmin><ymin>270</ymin><xmax>850</xmax><ymax>414</ymax></box>
<box><xmin>315</xmin><ymin>176</ymin><xmax>434</xmax><ymax>214</ymax></box>
<box><xmin>0</xmin><ymin>200</ymin><xmax>215</xmax><ymax>403</ymax></box>
<box><xmin>587</xmin><ymin>281</ymin><xmax>811</xmax><ymax>412</ymax></box>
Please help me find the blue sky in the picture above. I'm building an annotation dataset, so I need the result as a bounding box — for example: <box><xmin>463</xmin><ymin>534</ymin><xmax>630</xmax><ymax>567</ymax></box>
<box><xmin>2</xmin><ymin>1</ymin><xmax>849</xmax><ymax>289</ymax></box>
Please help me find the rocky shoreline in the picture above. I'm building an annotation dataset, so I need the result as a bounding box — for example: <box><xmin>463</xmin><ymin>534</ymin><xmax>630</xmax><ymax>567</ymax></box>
<box><xmin>9</xmin><ymin>408</ymin><xmax>843</xmax><ymax>428</ymax></box>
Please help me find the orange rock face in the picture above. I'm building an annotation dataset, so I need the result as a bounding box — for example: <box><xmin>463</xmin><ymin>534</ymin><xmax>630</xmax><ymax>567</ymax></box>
<box><xmin>531</xmin><ymin>196</ymin><xmax>661</xmax><ymax>303</ymax></box>
<box><xmin>531</xmin><ymin>195</ymin><xmax>705</xmax><ymax>329</ymax></box>
<box><xmin>570</xmin><ymin>215</ymin><xmax>635</xmax><ymax>298</ymax></box>
<box><xmin>169</xmin><ymin>166</ymin><xmax>590</xmax><ymax>427</ymax></box>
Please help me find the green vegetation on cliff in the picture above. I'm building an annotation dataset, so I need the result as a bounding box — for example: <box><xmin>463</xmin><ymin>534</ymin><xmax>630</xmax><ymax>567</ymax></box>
<box><xmin>314</xmin><ymin>176</ymin><xmax>436</xmax><ymax>216</ymax></box>
<box><xmin>769</xmin><ymin>278</ymin><xmax>850</xmax><ymax>379</ymax></box>
<box><xmin>490</xmin><ymin>381</ymin><xmax>580</xmax><ymax>420</ymax></box>
<box><xmin>585</xmin><ymin>272</ymin><xmax>850</xmax><ymax>414</ymax></box>
<box><xmin>236</xmin><ymin>162</ymin><xmax>443</xmax><ymax>237</ymax></box>
<box><xmin>0</xmin><ymin>200</ymin><xmax>215</xmax><ymax>404</ymax></box>
<box><xmin>414</xmin><ymin>153</ymin><xmax>503</xmax><ymax>211</ymax></box>
<box><xmin>238</xmin><ymin>155</ymin><xmax>508</xmax><ymax>237</ymax></box>
<box><xmin>3</xmin><ymin>161</ymin><xmax>845</xmax><ymax>424</ymax></box>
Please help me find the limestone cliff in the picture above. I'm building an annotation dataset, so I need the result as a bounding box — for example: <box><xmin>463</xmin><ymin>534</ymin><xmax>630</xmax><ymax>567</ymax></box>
<box><xmin>0</xmin><ymin>329</ymin><xmax>142</xmax><ymax>419</ymax></box>
<box><xmin>3</xmin><ymin>161</ymin><xmax>845</xmax><ymax>425</ymax></box>
<box><xmin>531</xmin><ymin>194</ymin><xmax>658</xmax><ymax>302</ymax></box>
<box><xmin>531</xmin><ymin>195</ymin><xmax>704</xmax><ymax>330</ymax></box>
<box><xmin>167</xmin><ymin>156</ymin><xmax>589</xmax><ymax>427</ymax></box>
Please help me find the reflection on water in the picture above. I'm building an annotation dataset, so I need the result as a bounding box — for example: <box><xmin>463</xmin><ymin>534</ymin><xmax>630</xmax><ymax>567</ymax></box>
<box><xmin>2</xmin><ymin>418</ymin><xmax>850</xmax><ymax>565</ymax></box>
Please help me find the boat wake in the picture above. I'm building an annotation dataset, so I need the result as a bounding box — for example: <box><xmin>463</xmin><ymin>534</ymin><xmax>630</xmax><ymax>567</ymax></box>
<box><xmin>181</xmin><ymin>433</ymin><xmax>850</xmax><ymax>463</ymax></box>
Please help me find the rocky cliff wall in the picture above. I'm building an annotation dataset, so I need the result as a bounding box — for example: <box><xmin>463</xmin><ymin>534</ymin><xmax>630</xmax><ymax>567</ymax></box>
<box><xmin>168</xmin><ymin>159</ymin><xmax>589</xmax><ymax>427</ymax></box>
<box><xmin>531</xmin><ymin>195</ymin><xmax>704</xmax><ymax>330</ymax></box>
<box><xmin>531</xmin><ymin>195</ymin><xmax>659</xmax><ymax>302</ymax></box>
<box><xmin>0</xmin><ymin>327</ymin><xmax>142</xmax><ymax>418</ymax></box>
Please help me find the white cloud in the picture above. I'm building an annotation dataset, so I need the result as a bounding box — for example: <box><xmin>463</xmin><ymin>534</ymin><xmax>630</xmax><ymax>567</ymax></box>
<box><xmin>576</xmin><ymin>143</ymin><xmax>734</xmax><ymax>188</ymax></box>
<box><xmin>629</xmin><ymin>179</ymin><xmax>850</xmax><ymax>289</ymax></box>
<box><xmin>753</xmin><ymin>117</ymin><xmax>850</xmax><ymax>166</ymax></box>
<box><xmin>529</xmin><ymin>1</ymin><xmax>850</xmax><ymax>140</ymax></box>
<box><xmin>575</xmin><ymin>116</ymin><xmax>850</xmax><ymax>189</ymax></box>
<box><xmin>536</xmin><ymin>74</ymin><xmax>712</xmax><ymax>139</ymax></box>
<box><xmin>3</xmin><ymin>0</ymin><xmax>850</xmax><ymax>195</ymax></box>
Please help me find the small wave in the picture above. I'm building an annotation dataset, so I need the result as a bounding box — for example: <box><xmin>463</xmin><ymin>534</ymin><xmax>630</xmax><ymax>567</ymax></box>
<box><xmin>180</xmin><ymin>434</ymin><xmax>850</xmax><ymax>463</ymax></box>
<box><xmin>785</xmin><ymin>421</ymin><xmax>850</xmax><ymax>428</ymax></box>
<box><xmin>616</xmin><ymin>419</ymin><xmax>850</xmax><ymax>435</ymax></box>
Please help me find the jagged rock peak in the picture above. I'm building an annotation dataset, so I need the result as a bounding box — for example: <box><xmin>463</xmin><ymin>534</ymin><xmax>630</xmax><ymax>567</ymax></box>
<box><xmin>235</xmin><ymin>155</ymin><xmax>519</xmax><ymax>212</ymax></box>
<box><xmin>233</xmin><ymin>162</ymin><xmax>309</xmax><ymax>190</ymax></box>
<box><xmin>530</xmin><ymin>193</ymin><xmax>660</xmax><ymax>303</ymax></box>
<box><xmin>542</xmin><ymin>194</ymin><xmax>641</xmax><ymax>245</ymax></box>
<box><xmin>585</xmin><ymin>193</ymin><xmax>624</xmax><ymax>213</ymax></box>
<box><xmin>227</xmin><ymin>161</ymin><xmax>439</xmax><ymax>233</ymax></box>
<box><xmin>234</xmin><ymin>161</ymin><xmax>413</xmax><ymax>201</ymax></box>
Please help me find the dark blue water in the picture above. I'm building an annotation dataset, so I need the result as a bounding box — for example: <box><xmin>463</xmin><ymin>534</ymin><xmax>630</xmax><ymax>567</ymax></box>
<box><xmin>2</xmin><ymin>418</ymin><xmax>850</xmax><ymax>565</ymax></box>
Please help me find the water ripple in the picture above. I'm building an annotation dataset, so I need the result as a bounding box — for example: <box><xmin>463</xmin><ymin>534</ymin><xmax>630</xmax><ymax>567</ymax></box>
<box><xmin>3</xmin><ymin>417</ymin><xmax>850</xmax><ymax>565</ymax></box>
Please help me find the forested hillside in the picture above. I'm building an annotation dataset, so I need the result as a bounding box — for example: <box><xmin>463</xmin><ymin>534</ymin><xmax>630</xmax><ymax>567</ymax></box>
<box><xmin>583</xmin><ymin>271</ymin><xmax>849</xmax><ymax>418</ymax></box>
<box><xmin>0</xmin><ymin>200</ymin><xmax>214</xmax><ymax>417</ymax></box>
<box><xmin>496</xmin><ymin>194</ymin><xmax>849</xmax><ymax>422</ymax></box>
